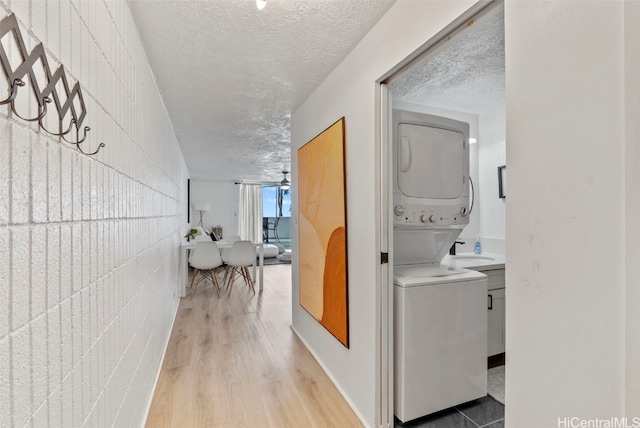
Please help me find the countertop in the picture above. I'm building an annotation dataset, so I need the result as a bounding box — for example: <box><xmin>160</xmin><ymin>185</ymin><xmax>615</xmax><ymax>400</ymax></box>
<box><xmin>441</xmin><ymin>252</ymin><xmax>505</xmax><ymax>271</ymax></box>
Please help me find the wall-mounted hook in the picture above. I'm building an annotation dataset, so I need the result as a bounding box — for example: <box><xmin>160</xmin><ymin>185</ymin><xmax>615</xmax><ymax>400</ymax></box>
<box><xmin>40</xmin><ymin>116</ymin><xmax>75</xmax><ymax>137</ymax></box>
<box><xmin>77</xmin><ymin>141</ymin><xmax>105</xmax><ymax>156</ymax></box>
<box><xmin>57</xmin><ymin>121</ymin><xmax>104</xmax><ymax>154</ymax></box>
<box><xmin>61</xmin><ymin>121</ymin><xmax>104</xmax><ymax>154</ymax></box>
<box><xmin>0</xmin><ymin>79</ymin><xmax>24</xmax><ymax>105</ymax></box>
<box><xmin>0</xmin><ymin>13</ymin><xmax>105</xmax><ymax>156</ymax></box>
<box><xmin>11</xmin><ymin>92</ymin><xmax>50</xmax><ymax>122</ymax></box>
<box><xmin>62</xmin><ymin>123</ymin><xmax>90</xmax><ymax>145</ymax></box>
<box><xmin>77</xmin><ymin>125</ymin><xmax>89</xmax><ymax>144</ymax></box>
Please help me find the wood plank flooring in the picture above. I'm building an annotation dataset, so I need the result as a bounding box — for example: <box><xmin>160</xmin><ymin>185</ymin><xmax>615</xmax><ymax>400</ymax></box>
<box><xmin>145</xmin><ymin>264</ymin><xmax>362</xmax><ymax>427</ymax></box>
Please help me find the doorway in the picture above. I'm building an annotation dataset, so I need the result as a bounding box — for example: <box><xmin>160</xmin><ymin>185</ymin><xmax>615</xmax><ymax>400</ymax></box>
<box><xmin>377</xmin><ymin>1</ymin><xmax>505</xmax><ymax>425</ymax></box>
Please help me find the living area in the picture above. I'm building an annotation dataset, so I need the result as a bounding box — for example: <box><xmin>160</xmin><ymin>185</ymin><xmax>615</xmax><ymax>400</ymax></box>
<box><xmin>189</xmin><ymin>179</ymin><xmax>292</xmax><ymax>263</ymax></box>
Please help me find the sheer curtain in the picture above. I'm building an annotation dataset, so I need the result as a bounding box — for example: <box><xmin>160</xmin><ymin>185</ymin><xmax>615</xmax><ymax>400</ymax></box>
<box><xmin>238</xmin><ymin>183</ymin><xmax>263</xmax><ymax>243</ymax></box>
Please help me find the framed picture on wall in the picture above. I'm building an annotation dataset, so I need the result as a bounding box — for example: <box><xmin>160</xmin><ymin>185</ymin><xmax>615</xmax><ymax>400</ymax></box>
<box><xmin>498</xmin><ymin>165</ymin><xmax>506</xmax><ymax>199</ymax></box>
<box><xmin>297</xmin><ymin>117</ymin><xmax>349</xmax><ymax>348</ymax></box>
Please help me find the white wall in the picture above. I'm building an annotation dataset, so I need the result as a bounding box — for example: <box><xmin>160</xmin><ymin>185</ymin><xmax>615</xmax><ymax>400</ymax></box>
<box><xmin>293</xmin><ymin>0</ymin><xmax>639</xmax><ymax>425</ymax></box>
<box><xmin>0</xmin><ymin>1</ymin><xmax>188</xmax><ymax>427</ymax></box>
<box><xmin>625</xmin><ymin>2</ymin><xmax>640</xmax><ymax>417</ymax></box>
<box><xmin>190</xmin><ymin>180</ymin><xmax>238</xmax><ymax>238</ymax></box>
<box><xmin>506</xmin><ymin>2</ymin><xmax>635</xmax><ymax>425</ymax></box>
<box><xmin>291</xmin><ymin>1</ymin><xmax>478</xmax><ymax>425</ymax></box>
<box><xmin>478</xmin><ymin>110</ymin><xmax>505</xmax><ymax>254</ymax></box>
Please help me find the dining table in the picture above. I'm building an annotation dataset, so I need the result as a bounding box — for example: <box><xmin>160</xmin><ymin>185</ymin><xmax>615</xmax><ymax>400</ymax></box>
<box><xmin>180</xmin><ymin>240</ymin><xmax>264</xmax><ymax>297</ymax></box>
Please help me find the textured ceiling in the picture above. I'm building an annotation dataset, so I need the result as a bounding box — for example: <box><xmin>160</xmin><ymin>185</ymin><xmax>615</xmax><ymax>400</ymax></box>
<box><xmin>390</xmin><ymin>8</ymin><xmax>504</xmax><ymax>114</ymax></box>
<box><xmin>128</xmin><ymin>0</ymin><xmax>395</xmax><ymax>182</ymax></box>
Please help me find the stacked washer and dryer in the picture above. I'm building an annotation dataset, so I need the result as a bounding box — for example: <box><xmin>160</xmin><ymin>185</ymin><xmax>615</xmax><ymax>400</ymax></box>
<box><xmin>392</xmin><ymin>110</ymin><xmax>487</xmax><ymax>423</ymax></box>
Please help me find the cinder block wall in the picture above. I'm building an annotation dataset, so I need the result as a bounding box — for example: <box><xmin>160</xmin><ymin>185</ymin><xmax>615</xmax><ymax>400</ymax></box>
<box><xmin>0</xmin><ymin>1</ymin><xmax>189</xmax><ymax>426</ymax></box>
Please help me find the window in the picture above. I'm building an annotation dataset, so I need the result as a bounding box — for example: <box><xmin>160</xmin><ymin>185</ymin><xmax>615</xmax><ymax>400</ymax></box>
<box><xmin>262</xmin><ymin>186</ymin><xmax>291</xmax><ymax>218</ymax></box>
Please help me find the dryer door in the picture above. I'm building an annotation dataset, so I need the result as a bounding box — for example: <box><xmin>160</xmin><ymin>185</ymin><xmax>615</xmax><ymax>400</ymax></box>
<box><xmin>397</xmin><ymin>123</ymin><xmax>464</xmax><ymax>199</ymax></box>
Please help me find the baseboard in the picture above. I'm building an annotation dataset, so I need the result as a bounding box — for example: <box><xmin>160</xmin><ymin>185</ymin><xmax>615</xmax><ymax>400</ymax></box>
<box><xmin>290</xmin><ymin>325</ymin><xmax>372</xmax><ymax>428</ymax></box>
<box><xmin>141</xmin><ymin>295</ymin><xmax>181</xmax><ymax>426</ymax></box>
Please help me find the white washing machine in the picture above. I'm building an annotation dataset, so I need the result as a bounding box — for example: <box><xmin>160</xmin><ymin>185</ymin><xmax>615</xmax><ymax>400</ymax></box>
<box><xmin>391</xmin><ymin>110</ymin><xmax>487</xmax><ymax>422</ymax></box>
<box><xmin>394</xmin><ymin>264</ymin><xmax>487</xmax><ymax>423</ymax></box>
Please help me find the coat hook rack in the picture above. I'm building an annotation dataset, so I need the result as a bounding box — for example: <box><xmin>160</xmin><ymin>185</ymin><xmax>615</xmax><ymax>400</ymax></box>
<box><xmin>0</xmin><ymin>13</ymin><xmax>105</xmax><ymax>156</ymax></box>
<box><xmin>0</xmin><ymin>77</ymin><xmax>23</xmax><ymax>105</ymax></box>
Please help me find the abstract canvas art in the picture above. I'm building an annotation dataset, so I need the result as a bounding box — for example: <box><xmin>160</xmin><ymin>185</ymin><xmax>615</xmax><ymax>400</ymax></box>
<box><xmin>298</xmin><ymin>117</ymin><xmax>349</xmax><ymax>347</ymax></box>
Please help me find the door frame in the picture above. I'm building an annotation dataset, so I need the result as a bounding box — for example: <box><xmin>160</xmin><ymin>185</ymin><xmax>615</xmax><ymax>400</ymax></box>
<box><xmin>374</xmin><ymin>1</ymin><xmax>501</xmax><ymax>425</ymax></box>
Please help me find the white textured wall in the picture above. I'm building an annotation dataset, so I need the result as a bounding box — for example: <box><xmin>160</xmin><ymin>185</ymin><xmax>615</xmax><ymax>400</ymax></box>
<box><xmin>0</xmin><ymin>1</ymin><xmax>188</xmax><ymax>427</ymax></box>
<box><xmin>190</xmin><ymin>180</ymin><xmax>238</xmax><ymax>237</ymax></box>
<box><xmin>505</xmin><ymin>2</ymin><xmax>632</xmax><ymax>425</ymax></box>
<box><xmin>291</xmin><ymin>1</ymin><xmax>477</xmax><ymax>425</ymax></box>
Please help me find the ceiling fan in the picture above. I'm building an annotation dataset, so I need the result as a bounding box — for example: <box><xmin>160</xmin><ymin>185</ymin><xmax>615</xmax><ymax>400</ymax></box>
<box><xmin>280</xmin><ymin>171</ymin><xmax>290</xmax><ymax>190</ymax></box>
<box><xmin>262</xmin><ymin>170</ymin><xmax>291</xmax><ymax>190</ymax></box>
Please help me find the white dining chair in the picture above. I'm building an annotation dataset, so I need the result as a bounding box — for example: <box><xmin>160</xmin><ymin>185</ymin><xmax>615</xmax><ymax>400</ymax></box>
<box><xmin>189</xmin><ymin>241</ymin><xmax>224</xmax><ymax>297</ymax></box>
<box><xmin>217</xmin><ymin>234</ymin><xmax>241</xmax><ymax>259</ymax></box>
<box><xmin>223</xmin><ymin>240</ymin><xmax>256</xmax><ymax>295</ymax></box>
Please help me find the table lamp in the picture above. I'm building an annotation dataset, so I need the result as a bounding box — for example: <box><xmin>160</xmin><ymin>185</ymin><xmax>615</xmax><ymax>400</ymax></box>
<box><xmin>192</xmin><ymin>202</ymin><xmax>210</xmax><ymax>228</ymax></box>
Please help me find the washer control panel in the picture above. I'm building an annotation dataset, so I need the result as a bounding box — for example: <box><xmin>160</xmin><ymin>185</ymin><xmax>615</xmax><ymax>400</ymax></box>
<box><xmin>394</xmin><ymin>204</ymin><xmax>468</xmax><ymax>227</ymax></box>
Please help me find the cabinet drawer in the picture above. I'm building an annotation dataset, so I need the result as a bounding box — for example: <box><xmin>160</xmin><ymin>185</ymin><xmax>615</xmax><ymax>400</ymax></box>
<box><xmin>484</xmin><ymin>269</ymin><xmax>505</xmax><ymax>291</ymax></box>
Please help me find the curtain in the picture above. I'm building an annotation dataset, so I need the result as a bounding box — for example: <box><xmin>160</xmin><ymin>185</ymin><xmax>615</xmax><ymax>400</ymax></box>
<box><xmin>238</xmin><ymin>183</ymin><xmax>263</xmax><ymax>243</ymax></box>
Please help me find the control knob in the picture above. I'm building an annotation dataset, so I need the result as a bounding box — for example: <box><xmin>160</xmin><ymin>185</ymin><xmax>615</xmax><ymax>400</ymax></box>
<box><xmin>394</xmin><ymin>205</ymin><xmax>405</xmax><ymax>216</ymax></box>
<box><xmin>420</xmin><ymin>214</ymin><xmax>435</xmax><ymax>223</ymax></box>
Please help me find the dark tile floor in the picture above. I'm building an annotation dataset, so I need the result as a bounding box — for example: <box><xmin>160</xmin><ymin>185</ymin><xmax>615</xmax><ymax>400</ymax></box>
<box><xmin>395</xmin><ymin>396</ymin><xmax>504</xmax><ymax>428</ymax></box>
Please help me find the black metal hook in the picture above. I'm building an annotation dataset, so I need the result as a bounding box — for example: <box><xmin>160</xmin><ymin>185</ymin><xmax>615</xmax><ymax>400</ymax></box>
<box><xmin>0</xmin><ymin>79</ymin><xmax>25</xmax><ymax>105</ymax></box>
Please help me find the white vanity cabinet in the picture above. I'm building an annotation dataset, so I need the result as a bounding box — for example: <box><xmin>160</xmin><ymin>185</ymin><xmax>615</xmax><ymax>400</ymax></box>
<box><xmin>442</xmin><ymin>253</ymin><xmax>506</xmax><ymax>357</ymax></box>
<box><xmin>485</xmin><ymin>269</ymin><xmax>506</xmax><ymax>357</ymax></box>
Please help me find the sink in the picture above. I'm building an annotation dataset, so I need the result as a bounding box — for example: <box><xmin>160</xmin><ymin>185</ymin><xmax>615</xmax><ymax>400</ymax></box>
<box><xmin>451</xmin><ymin>255</ymin><xmax>495</xmax><ymax>261</ymax></box>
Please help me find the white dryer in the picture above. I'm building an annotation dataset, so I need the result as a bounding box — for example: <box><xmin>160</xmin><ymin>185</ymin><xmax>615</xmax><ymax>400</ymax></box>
<box><xmin>394</xmin><ymin>264</ymin><xmax>487</xmax><ymax>423</ymax></box>
<box><xmin>391</xmin><ymin>110</ymin><xmax>487</xmax><ymax>422</ymax></box>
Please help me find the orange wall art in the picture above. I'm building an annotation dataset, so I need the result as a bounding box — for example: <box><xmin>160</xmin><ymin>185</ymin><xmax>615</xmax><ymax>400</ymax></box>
<box><xmin>298</xmin><ymin>117</ymin><xmax>349</xmax><ymax>347</ymax></box>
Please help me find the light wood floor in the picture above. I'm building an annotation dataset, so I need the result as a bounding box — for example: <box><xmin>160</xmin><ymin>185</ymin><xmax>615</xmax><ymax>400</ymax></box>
<box><xmin>145</xmin><ymin>264</ymin><xmax>363</xmax><ymax>427</ymax></box>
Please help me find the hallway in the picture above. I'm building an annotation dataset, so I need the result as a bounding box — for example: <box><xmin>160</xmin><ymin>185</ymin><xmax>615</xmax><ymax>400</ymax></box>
<box><xmin>145</xmin><ymin>264</ymin><xmax>362</xmax><ymax>427</ymax></box>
